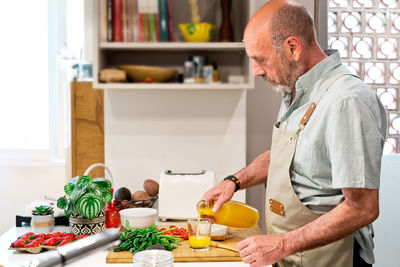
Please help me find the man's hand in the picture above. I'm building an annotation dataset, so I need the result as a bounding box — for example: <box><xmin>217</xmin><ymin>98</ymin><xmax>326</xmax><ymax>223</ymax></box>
<box><xmin>201</xmin><ymin>180</ymin><xmax>236</xmax><ymax>213</ymax></box>
<box><xmin>236</xmin><ymin>234</ymin><xmax>289</xmax><ymax>267</ymax></box>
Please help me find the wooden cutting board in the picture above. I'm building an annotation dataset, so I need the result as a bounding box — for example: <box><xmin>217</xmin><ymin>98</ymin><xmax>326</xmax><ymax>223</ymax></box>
<box><xmin>106</xmin><ymin>226</ymin><xmax>261</xmax><ymax>263</ymax></box>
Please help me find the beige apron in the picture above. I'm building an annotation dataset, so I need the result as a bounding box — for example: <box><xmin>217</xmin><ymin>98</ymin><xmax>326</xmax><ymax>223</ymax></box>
<box><xmin>266</xmin><ymin>70</ymin><xmax>355</xmax><ymax>267</ymax></box>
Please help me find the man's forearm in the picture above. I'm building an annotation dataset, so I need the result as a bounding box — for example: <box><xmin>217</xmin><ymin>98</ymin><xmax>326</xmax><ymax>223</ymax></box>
<box><xmin>283</xmin><ymin>188</ymin><xmax>379</xmax><ymax>255</ymax></box>
<box><xmin>234</xmin><ymin>150</ymin><xmax>271</xmax><ymax>190</ymax></box>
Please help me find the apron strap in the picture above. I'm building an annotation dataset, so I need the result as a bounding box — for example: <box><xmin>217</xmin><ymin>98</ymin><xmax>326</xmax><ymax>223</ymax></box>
<box><xmin>300</xmin><ymin>102</ymin><xmax>317</xmax><ymax>126</ymax></box>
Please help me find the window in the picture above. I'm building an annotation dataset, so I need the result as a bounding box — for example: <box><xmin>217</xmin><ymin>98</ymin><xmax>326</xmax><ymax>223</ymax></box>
<box><xmin>0</xmin><ymin>1</ymin><xmax>51</xmax><ymax>160</ymax></box>
<box><xmin>328</xmin><ymin>0</ymin><xmax>400</xmax><ymax>154</ymax></box>
<box><xmin>0</xmin><ymin>0</ymin><xmax>84</xmax><ymax>162</ymax></box>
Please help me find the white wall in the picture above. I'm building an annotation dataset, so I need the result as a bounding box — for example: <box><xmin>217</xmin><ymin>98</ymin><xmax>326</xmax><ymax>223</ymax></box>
<box><xmin>0</xmin><ymin>163</ymin><xmax>66</xmax><ymax>235</ymax></box>
<box><xmin>105</xmin><ymin>90</ymin><xmax>246</xmax><ymax>202</ymax></box>
<box><xmin>374</xmin><ymin>154</ymin><xmax>400</xmax><ymax>266</ymax></box>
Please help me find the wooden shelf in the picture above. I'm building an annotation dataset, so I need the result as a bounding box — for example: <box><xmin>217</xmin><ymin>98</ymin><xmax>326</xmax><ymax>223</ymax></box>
<box><xmin>99</xmin><ymin>42</ymin><xmax>246</xmax><ymax>51</ymax></box>
<box><xmin>93</xmin><ymin>0</ymin><xmax>255</xmax><ymax>90</ymax></box>
<box><xmin>93</xmin><ymin>82</ymin><xmax>252</xmax><ymax>90</ymax></box>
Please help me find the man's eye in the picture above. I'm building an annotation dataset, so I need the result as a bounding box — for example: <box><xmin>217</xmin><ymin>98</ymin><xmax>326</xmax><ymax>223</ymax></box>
<box><xmin>253</xmin><ymin>58</ymin><xmax>264</xmax><ymax>63</ymax></box>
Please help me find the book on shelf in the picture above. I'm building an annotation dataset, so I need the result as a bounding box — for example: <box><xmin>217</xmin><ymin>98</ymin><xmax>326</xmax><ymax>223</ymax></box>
<box><xmin>105</xmin><ymin>0</ymin><xmax>172</xmax><ymax>42</ymax></box>
<box><xmin>158</xmin><ymin>0</ymin><xmax>169</xmax><ymax>42</ymax></box>
<box><xmin>122</xmin><ymin>0</ymin><xmax>127</xmax><ymax>42</ymax></box>
<box><xmin>113</xmin><ymin>0</ymin><xmax>124</xmax><ymax>42</ymax></box>
<box><xmin>101</xmin><ymin>0</ymin><xmax>107</xmax><ymax>41</ymax></box>
<box><xmin>167</xmin><ymin>0</ymin><xmax>173</xmax><ymax>42</ymax></box>
<box><xmin>106</xmin><ymin>0</ymin><xmax>113</xmax><ymax>42</ymax></box>
<box><xmin>148</xmin><ymin>0</ymin><xmax>159</xmax><ymax>42</ymax></box>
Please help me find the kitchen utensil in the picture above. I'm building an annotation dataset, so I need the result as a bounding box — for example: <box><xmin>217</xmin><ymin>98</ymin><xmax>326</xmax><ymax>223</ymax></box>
<box><xmin>158</xmin><ymin>170</ymin><xmax>215</xmax><ymax>221</ymax></box>
<box><xmin>119</xmin><ymin>208</ymin><xmax>157</xmax><ymax>228</ymax></box>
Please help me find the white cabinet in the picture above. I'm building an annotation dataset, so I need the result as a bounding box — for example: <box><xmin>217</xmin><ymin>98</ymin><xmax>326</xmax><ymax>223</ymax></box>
<box><xmin>92</xmin><ymin>0</ymin><xmax>255</xmax><ymax>90</ymax></box>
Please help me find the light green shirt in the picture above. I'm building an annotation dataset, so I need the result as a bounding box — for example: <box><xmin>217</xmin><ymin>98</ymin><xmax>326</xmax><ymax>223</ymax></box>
<box><xmin>277</xmin><ymin>50</ymin><xmax>387</xmax><ymax>264</ymax></box>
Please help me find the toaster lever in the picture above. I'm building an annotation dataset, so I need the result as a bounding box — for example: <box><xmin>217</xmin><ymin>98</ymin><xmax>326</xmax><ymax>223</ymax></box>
<box><xmin>165</xmin><ymin>169</ymin><xmax>206</xmax><ymax>175</ymax></box>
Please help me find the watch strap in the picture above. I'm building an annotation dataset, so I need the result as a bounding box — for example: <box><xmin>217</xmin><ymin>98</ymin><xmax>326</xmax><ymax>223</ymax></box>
<box><xmin>223</xmin><ymin>175</ymin><xmax>240</xmax><ymax>192</ymax></box>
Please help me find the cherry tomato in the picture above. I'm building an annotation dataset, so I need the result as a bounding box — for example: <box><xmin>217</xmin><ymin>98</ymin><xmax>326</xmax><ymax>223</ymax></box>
<box><xmin>181</xmin><ymin>233</ymin><xmax>188</xmax><ymax>240</ymax></box>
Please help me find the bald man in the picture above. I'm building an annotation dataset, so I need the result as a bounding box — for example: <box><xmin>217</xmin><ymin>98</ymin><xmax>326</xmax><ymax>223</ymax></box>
<box><xmin>202</xmin><ymin>1</ymin><xmax>387</xmax><ymax>266</ymax></box>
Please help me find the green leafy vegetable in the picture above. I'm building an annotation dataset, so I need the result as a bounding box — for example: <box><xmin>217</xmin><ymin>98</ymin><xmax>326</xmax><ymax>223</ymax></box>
<box><xmin>114</xmin><ymin>222</ymin><xmax>182</xmax><ymax>254</ymax></box>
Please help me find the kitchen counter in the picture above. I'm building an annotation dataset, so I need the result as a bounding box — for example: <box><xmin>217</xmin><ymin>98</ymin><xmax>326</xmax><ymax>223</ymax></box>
<box><xmin>0</xmin><ymin>225</ymin><xmax>271</xmax><ymax>267</ymax></box>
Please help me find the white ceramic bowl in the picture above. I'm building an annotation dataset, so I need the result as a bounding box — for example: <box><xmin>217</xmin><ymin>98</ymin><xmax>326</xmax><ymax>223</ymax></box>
<box><xmin>119</xmin><ymin>208</ymin><xmax>157</xmax><ymax>229</ymax></box>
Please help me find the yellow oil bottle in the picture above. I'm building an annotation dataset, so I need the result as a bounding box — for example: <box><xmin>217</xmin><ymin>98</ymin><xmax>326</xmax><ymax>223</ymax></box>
<box><xmin>197</xmin><ymin>200</ymin><xmax>259</xmax><ymax>228</ymax></box>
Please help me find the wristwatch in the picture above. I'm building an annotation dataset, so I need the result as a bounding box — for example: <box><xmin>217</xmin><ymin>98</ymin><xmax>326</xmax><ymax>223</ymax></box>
<box><xmin>223</xmin><ymin>175</ymin><xmax>241</xmax><ymax>192</ymax></box>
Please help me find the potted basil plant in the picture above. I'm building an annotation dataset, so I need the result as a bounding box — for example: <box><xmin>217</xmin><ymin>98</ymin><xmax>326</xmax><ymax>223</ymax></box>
<box><xmin>57</xmin><ymin>175</ymin><xmax>113</xmax><ymax>235</ymax></box>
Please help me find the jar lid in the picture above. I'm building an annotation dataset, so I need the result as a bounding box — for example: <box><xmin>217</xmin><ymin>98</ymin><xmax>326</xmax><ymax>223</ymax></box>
<box><xmin>133</xmin><ymin>250</ymin><xmax>173</xmax><ymax>266</ymax></box>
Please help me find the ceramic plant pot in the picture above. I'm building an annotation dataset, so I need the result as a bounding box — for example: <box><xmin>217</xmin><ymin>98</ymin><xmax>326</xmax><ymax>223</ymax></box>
<box><xmin>69</xmin><ymin>208</ymin><xmax>106</xmax><ymax>236</ymax></box>
<box><xmin>31</xmin><ymin>214</ymin><xmax>55</xmax><ymax>233</ymax></box>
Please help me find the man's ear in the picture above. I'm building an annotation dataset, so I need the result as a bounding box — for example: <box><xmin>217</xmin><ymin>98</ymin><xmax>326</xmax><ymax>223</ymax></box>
<box><xmin>284</xmin><ymin>36</ymin><xmax>301</xmax><ymax>61</ymax></box>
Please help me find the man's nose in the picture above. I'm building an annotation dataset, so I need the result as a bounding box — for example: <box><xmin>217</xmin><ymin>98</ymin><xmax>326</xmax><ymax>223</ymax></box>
<box><xmin>252</xmin><ymin>61</ymin><xmax>265</xmax><ymax>77</ymax></box>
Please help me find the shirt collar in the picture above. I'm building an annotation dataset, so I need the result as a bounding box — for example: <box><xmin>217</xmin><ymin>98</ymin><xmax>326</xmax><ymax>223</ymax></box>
<box><xmin>295</xmin><ymin>49</ymin><xmax>342</xmax><ymax>94</ymax></box>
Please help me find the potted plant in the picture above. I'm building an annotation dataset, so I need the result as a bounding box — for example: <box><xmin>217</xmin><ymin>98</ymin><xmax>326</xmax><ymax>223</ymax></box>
<box><xmin>31</xmin><ymin>205</ymin><xmax>55</xmax><ymax>233</ymax></box>
<box><xmin>57</xmin><ymin>175</ymin><xmax>113</xmax><ymax>235</ymax></box>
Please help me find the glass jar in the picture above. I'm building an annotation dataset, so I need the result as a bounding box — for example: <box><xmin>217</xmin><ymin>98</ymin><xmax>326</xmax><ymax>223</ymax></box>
<box><xmin>133</xmin><ymin>250</ymin><xmax>174</xmax><ymax>267</ymax></box>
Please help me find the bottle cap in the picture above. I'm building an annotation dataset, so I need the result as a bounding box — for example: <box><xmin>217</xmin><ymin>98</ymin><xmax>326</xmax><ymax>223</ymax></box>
<box><xmin>196</xmin><ymin>200</ymin><xmax>209</xmax><ymax>211</ymax></box>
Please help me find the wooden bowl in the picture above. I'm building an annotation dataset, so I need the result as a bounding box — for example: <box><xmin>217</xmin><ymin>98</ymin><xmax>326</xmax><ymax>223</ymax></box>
<box><xmin>118</xmin><ymin>65</ymin><xmax>177</xmax><ymax>83</ymax></box>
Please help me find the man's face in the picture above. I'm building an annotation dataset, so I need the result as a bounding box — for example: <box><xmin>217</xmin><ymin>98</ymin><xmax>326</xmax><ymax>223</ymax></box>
<box><xmin>244</xmin><ymin>34</ymin><xmax>305</xmax><ymax>93</ymax></box>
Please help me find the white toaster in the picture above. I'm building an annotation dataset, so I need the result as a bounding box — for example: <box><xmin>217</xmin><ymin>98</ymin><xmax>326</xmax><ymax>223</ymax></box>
<box><xmin>158</xmin><ymin>170</ymin><xmax>215</xmax><ymax>221</ymax></box>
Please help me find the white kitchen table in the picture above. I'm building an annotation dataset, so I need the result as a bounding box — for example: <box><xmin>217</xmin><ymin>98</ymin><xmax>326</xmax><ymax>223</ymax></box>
<box><xmin>0</xmin><ymin>225</ymin><xmax>270</xmax><ymax>267</ymax></box>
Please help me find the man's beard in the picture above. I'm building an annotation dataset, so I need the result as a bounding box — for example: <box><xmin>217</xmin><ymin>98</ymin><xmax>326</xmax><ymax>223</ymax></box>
<box><xmin>270</xmin><ymin>51</ymin><xmax>306</xmax><ymax>93</ymax></box>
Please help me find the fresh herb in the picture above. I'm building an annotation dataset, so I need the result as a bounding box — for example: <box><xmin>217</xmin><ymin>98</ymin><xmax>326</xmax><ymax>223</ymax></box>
<box><xmin>114</xmin><ymin>222</ymin><xmax>182</xmax><ymax>254</ymax></box>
